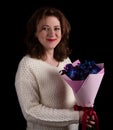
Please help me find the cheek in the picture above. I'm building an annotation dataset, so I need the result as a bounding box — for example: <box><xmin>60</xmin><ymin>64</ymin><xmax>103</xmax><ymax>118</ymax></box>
<box><xmin>58</xmin><ymin>33</ymin><xmax>62</xmax><ymax>40</ymax></box>
<box><xmin>37</xmin><ymin>32</ymin><xmax>46</xmax><ymax>41</ymax></box>
<box><xmin>56</xmin><ymin>31</ymin><xmax>61</xmax><ymax>37</ymax></box>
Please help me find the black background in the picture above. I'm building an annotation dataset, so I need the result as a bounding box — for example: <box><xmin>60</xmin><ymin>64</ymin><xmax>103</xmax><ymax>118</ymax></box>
<box><xmin>2</xmin><ymin>1</ymin><xmax>112</xmax><ymax>130</ymax></box>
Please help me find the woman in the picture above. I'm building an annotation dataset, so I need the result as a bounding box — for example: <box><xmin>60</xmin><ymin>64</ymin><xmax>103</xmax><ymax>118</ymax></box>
<box><xmin>15</xmin><ymin>7</ymin><xmax>95</xmax><ymax>130</ymax></box>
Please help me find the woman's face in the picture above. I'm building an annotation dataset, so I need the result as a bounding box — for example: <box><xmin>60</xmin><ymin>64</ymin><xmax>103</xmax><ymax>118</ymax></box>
<box><xmin>35</xmin><ymin>16</ymin><xmax>62</xmax><ymax>50</ymax></box>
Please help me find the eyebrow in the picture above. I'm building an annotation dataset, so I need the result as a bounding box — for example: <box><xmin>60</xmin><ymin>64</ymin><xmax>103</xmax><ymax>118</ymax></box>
<box><xmin>42</xmin><ymin>25</ymin><xmax>61</xmax><ymax>28</ymax></box>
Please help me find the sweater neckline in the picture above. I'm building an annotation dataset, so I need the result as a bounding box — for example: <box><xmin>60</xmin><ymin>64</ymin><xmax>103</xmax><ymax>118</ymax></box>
<box><xmin>40</xmin><ymin>59</ymin><xmax>60</xmax><ymax>68</ymax></box>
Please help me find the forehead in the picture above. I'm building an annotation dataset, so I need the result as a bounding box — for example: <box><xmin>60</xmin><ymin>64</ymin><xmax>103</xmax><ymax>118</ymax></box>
<box><xmin>38</xmin><ymin>16</ymin><xmax>60</xmax><ymax>26</ymax></box>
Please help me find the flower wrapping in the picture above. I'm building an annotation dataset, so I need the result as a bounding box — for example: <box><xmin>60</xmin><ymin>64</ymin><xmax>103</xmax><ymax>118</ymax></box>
<box><xmin>60</xmin><ymin>59</ymin><xmax>104</xmax><ymax>130</ymax></box>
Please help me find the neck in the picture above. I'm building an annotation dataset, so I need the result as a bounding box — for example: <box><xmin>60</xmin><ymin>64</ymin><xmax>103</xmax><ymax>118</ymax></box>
<box><xmin>42</xmin><ymin>49</ymin><xmax>59</xmax><ymax>67</ymax></box>
<box><xmin>44</xmin><ymin>49</ymin><xmax>54</xmax><ymax>60</ymax></box>
<box><xmin>44</xmin><ymin>52</ymin><xmax>59</xmax><ymax>67</ymax></box>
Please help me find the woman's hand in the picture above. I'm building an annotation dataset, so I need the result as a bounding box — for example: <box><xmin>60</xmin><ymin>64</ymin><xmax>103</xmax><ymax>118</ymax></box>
<box><xmin>86</xmin><ymin>114</ymin><xmax>95</xmax><ymax>128</ymax></box>
<box><xmin>79</xmin><ymin>111</ymin><xmax>95</xmax><ymax>128</ymax></box>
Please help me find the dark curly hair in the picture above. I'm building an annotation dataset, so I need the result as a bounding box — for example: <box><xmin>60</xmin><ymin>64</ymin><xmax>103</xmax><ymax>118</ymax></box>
<box><xmin>24</xmin><ymin>6</ymin><xmax>71</xmax><ymax>61</ymax></box>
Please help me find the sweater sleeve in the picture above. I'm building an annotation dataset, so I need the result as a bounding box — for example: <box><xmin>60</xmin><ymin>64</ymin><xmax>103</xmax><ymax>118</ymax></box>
<box><xmin>15</xmin><ymin>57</ymin><xmax>79</xmax><ymax>127</ymax></box>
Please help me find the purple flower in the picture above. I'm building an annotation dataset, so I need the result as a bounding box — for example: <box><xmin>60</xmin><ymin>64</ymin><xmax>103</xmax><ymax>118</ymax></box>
<box><xmin>60</xmin><ymin>60</ymin><xmax>101</xmax><ymax>80</ymax></box>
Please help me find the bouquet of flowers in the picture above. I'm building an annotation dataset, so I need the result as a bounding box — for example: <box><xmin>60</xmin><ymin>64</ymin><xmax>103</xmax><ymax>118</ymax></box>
<box><xmin>59</xmin><ymin>60</ymin><xmax>104</xmax><ymax>130</ymax></box>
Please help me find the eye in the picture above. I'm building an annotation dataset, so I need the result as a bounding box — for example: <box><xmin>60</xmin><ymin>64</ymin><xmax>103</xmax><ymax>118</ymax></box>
<box><xmin>54</xmin><ymin>27</ymin><xmax>61</xmax><ymax>31</ymax></box>
<box><xmin>42</xmin><ymin>26</ymin><xmax>50</xmax><ymax>31</ymax></box>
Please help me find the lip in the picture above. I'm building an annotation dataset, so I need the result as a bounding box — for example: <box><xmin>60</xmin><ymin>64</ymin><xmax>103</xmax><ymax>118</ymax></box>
<box><xmin>47</xmin><ymin>39</ymin><xmax>56</xmax><ymax>42</ymax></box>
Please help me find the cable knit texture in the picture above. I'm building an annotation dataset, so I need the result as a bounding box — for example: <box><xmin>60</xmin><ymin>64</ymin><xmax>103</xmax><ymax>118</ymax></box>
<box><xmin>15</xmin><ymin>55</ymin><xmax>79</xmax><ymax>130</ymax></box>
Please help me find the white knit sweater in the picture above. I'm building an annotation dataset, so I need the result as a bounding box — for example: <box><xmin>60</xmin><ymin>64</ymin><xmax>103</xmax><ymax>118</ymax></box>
<box><xmin>15</xmin><ymin>55</ymin><xmax>80</xmax><ymax>130</ymax></box>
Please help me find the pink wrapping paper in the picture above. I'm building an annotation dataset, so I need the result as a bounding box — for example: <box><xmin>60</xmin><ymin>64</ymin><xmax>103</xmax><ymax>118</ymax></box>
<box><xmin>61</xmin><ymin>60</ymin><xmax>104</xmax><ymax>107</ymax></box>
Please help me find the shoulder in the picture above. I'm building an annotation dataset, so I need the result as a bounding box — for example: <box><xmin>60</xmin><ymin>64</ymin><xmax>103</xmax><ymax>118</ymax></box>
<box><xmin>63</xmin><ymin>57</ymin><xmax>72</xmax><ymax>64</ymax></box>
<box><xmin>58</xmin><ymin>57</ymin><xmax>72</xmax><ymax>70</ymax></box>
<box><xmin>17</xmin><ymin>55</ymin><xmax>40</xmax><ymax>72</ymax></box>
<box><xmin>15</xmin><ymin>55</ymin><xmax>41</xmax><ymax>77</ymax></box>
<box><xmin>19</xmin><ymin>55</ymin><xmax>34</xmax><ymax>63</ymax></box>
<box><xmin>18</xmin><ymin>55</ymin><xmax>39</xmax><ymax>67</ymax></box>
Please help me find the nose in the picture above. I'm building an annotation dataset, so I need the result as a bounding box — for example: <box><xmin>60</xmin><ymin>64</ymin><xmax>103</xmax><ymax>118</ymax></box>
<box><xmin>48</xmin><ymin>28</ymin><xmax>54</xmax><ymax>37</ymax></box>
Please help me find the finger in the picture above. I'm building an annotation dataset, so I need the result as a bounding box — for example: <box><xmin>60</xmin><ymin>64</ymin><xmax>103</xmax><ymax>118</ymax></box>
<box><xmin>91</xmin><ymin>115</ymin><xmax>95</xmax><ymax>120</ymax></box>
<box><xmin>87</xmin><ymin>119</ymin><xmax>95</xmax><ymax>124</ymax></box>
<box><xmin>87</xmin><ymin>115</ymin><xmax>90</xmax><ymax>120</ymax></box>
<box><xmin>86</xmin><ymin>124</ymin><xmax>92</xmax><ymax>128</ymax></box>
<box><xmin>89</xmin><ymin>120</ymin><xmax>95</xmax><ymax>125</ymax></box>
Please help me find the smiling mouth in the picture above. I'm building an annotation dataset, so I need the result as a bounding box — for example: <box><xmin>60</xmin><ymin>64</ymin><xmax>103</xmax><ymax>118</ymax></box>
<box><xmin>47</xmin><ymin>39</ymin><xmax>56</xmax><ymax>42</ymax></box>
